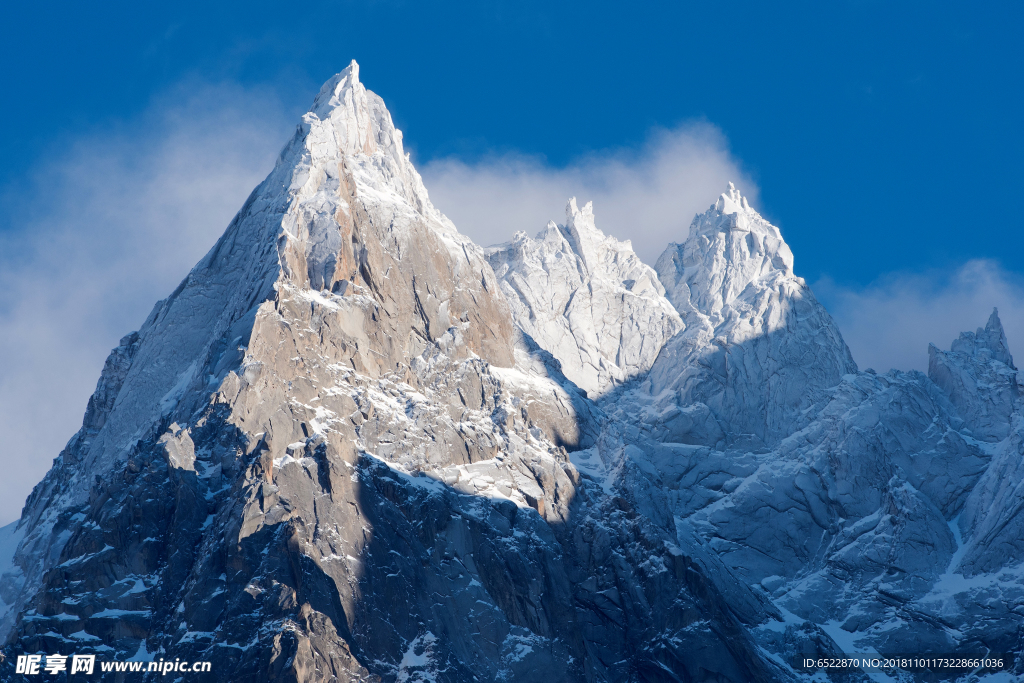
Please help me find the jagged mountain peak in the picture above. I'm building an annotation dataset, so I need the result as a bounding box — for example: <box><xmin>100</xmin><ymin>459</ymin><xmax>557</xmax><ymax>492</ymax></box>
<box><xmin>306</xmin><ymin>59</ymin><xmax>394</xmax><ymax>161</ymax></box>
<box><xmin>949</xmin><ymin>307</ymin><xmax>1016</xmax><ymax>368</ymax></box>
<box><xmin>306</xmin><ymin>59</ymin><xmax>405</xmax><ymax>160</ymax></box>
<box><xmin>268</xmin><ymin>63</ymin><xmax>516</xmax><ymax>367</ymax></box>
<box><xmin>0</xmin><ymin>63</ymin><xmax>520</xmax><ymax>646</ymax></box>
<box><xmin>558</xmin><ymin>197</ymin><xmax>622</xmax><ymax>272</ymax></box>
<box><xmin>486</xmin><ymin>198</ymin><xmax>681</xmax><ymax>396</ymax></box>
<box><xmin>289</xmin><ymin>59</ymin><xmax>448</xmax><ymax>239</ymax></box>
<box><xmin>566</xmin><ymin>195</ymin><xmax>594</xmax><ymax>220</ymax></box>
<box><xmin>645</xmin><ymin>183</ymin><xmax>856</xmax><ymax>447</ymax></box>
<box><xmin>656</xmin><ymin>182</ymin><xmax>797</xmax><ymax>323</ymax></box>
<box><xmin>692</xmin><ymin>181</ymin><xmax>770</xmax><ymax>241</ymax></box>
<box><xmin>309</xmin><ymin>59</ymin><xmax>361</xmax><ymax>117</ymax></box>
<box><xmin>929</xmin><ymin>308</ymin><xmax>1020</xmax><ymax>441</ymax></box>
<box><xmin>715</xmin><ymin>180</ymin><xmax>753</xmax><ymax>215</ymax></box>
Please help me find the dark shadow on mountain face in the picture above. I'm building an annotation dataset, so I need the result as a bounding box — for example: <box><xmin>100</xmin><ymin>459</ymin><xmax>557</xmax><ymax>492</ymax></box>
<box><xmin>2</xmin><ymin>367</ymin><xmax>803</xmax><ymax>682</ymax></box>
<box><xmin>342</xmin><ymin>453</ymin><xmax>792</xmax><ymax>683</ymax></box>
<box><xmin>631</xmin><ymin>319</ymin><xmax>856</xmax><ymax>454</ymax></box>
<box><xmin>601</xmin><ymin>321</ymin><xmax>1021</xmax><ymax>681</ymax></box>
<box><xmin>1</xmin><ymin>402</ymin><xmax>242</xmax><ymax>682</ymax></box>
<box><xmin>2</xmin><ymin>398</ymin><xmax>381</xmax><ymax>682</ymax></box>
<box><xmin>511</xmin><ymin>329</ymin><xmax>602</xmax><ymax>453</ymax></box>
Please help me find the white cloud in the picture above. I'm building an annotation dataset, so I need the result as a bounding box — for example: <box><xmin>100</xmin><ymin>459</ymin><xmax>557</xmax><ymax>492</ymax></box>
<box><xmin>420</xmin><ymin>122</ymin><xmax>758</xmax><ymax>265</ymax></box>
<box><xmin>814</xmin><ymin>260</ymin><xmax>1024</xmax><ymax>374</ymax></box>
<box><xmin>0</xmin><ymin>81</ymin><xmax>291</xmax><ymax>525</ymax></box>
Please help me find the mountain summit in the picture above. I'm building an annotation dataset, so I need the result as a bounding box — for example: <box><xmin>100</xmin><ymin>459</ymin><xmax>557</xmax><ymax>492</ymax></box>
<box><xmin>647</xmin><ymin>182</ymin><xmax>856</xmax><ymax>447</ymax></box>
<box><xmin>486</xmin><ymin>198</ymin><xmax>682</xmax><ymax>397</ymax></box>
<box><xmin>1</xmin><ymin>63</ymin><xmax>1021</xmax><ymax>683</ymax></box>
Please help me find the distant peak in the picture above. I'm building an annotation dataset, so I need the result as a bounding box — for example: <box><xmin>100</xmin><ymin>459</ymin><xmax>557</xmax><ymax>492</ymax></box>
<box><xmin>689</xmin><ymin>182</ymin><xmax>764</xmax><ymax>238</ymax></box>
<box><xmin>343</xmin><ymin>59</ymin><xmax>360</xmax><ymax>81</ymax></box>
<box><xmin>558</xmin><ymin>198</ymin><xmax>607</xmax><ymax>270</ymax></box>
<box><xmin>949</xmin><ymin>307</ymin><xmax>1016</xmax><ymax>368</ymax></box>
<box><xmin>661</xmin><ymin>182</ymin><xmax>796</xmax><ymax>289</ymax></box>
<box><xmin>987</xmin><ymin>308</ymin><xmax>1003</xmax><ymax>334</ymax></box>
<box><xmin>566</xmin><ymin>197</ymin><xmax>595</xmax><ymax>222</ymax></box>
<box><xmin>564</xmin><ymin>197</ymin><xmax>603</xmax><ymax>238</ymax></box>
<box><xmin>984</xmin><ymin>308</ymin><xmax>1015</xmax><ymax>367</ymax></box>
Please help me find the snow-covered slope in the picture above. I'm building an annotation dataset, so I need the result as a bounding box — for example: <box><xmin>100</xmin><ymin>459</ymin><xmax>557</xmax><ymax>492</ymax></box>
<box><xmin>486</xmin><ymin>198</ymin><xmax>682</xmax><ymax>397</ymax></box>
<box><xmin>586</xmin><ymin>191</ymin><xmax>1022</xmax><ymax>675</ymax></box>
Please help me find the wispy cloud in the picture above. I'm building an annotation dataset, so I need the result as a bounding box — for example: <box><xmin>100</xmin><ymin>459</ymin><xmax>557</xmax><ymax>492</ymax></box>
<box><xmin>421</xmin><ymin>123</ymin><xmax>758</xmax><ymax>265</ymax></box>
<box><xmin>0</xmin><ymin>81</ymin><xmax>291</xmax><ymax>525</ymax></box>
<box><xmin>815</xmin><ymin>260</ymin><xmax>1024</xmax><ymax>374</ymax></box>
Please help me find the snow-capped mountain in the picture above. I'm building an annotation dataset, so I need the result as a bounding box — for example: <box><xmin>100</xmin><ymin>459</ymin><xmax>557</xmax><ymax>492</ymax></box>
<box><xmin>0</xmin><ymin>61</ymin><xmax>1020</xmax><ymax>683</ymax></box>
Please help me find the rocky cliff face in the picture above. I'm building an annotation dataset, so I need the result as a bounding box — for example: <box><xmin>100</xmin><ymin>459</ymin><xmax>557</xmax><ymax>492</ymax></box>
<box><xmin>1</xmin><ymin>62</ymin><xmax>1021</xmax><ymax>683</ymax></box>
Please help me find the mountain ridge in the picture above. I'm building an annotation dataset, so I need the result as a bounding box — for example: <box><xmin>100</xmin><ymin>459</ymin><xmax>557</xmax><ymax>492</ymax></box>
<box><xmin>0</xmin><ymin>61</ymin><xmax>1020</xmax><ymax>683</ymax></box>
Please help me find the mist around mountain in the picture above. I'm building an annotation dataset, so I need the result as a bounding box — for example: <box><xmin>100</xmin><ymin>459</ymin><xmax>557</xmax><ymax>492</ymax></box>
<box><xmin>0</xmin><ymin>62</ymin><xmax>1020</xmax><ymax>682</ymax></box>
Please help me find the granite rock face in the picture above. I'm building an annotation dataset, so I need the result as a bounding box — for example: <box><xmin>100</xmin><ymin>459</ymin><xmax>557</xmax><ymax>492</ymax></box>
<box><xmin>0</xmin><ymin>62</ymin><xmax>1021</xmax><ymax>683</ymax></box>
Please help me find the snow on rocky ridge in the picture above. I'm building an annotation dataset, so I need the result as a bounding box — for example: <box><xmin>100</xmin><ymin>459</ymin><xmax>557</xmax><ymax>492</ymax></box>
<box><xmin>486</xmin><ymin>198</ymin><xmax>682</xmax><ymax>398</ymax></box>
<box><xmin>0</xmin><ymin>61</ymin><xmax>1021</xmax><ymax>683</ymax></box>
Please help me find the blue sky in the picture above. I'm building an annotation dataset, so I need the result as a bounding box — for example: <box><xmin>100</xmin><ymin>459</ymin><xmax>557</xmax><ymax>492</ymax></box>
<box><xmin>0</xmin><ymin>1</ymin><xmax>1022</xmax><ymax>523</ymax></box>
<box><xmin>2</xmin><ymin>0</ymin><xmax>1022</xmax><ymax>284</ymax></box>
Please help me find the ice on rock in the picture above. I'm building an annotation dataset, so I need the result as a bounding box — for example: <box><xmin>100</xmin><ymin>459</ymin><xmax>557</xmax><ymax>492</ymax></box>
<box><xmin>486</xmin><ymin>197</ymin><xmax>683</xmax><ymax>397</ymax></box>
